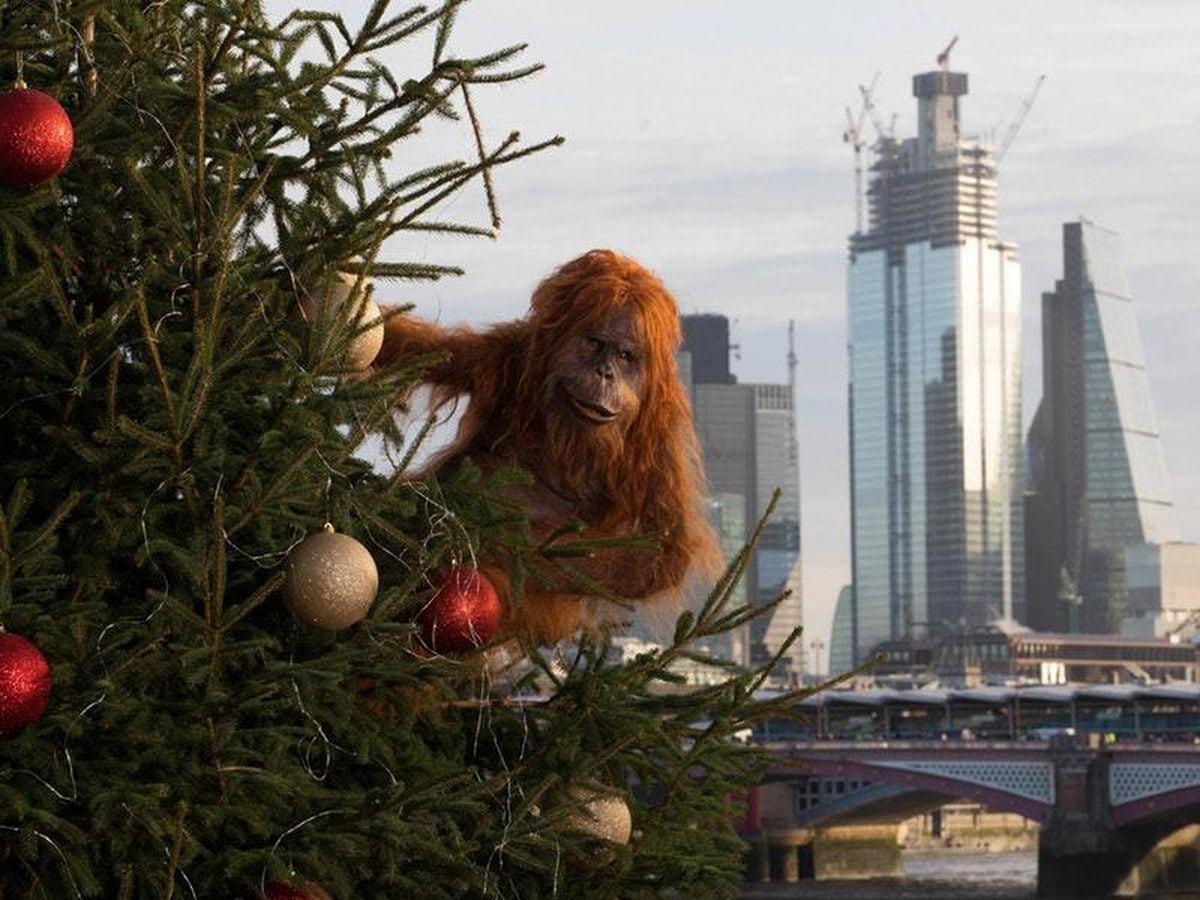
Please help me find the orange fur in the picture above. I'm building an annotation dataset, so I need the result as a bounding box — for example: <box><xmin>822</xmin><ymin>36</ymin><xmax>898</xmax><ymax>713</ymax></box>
<box><xmin>379</xmin><ymin>250</ymin><xmax>721</xmax><ymax>643</ymax></box>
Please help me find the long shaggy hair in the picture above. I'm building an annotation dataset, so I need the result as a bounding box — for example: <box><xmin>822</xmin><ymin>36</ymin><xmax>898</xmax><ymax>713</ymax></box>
<box><xmin>401</xmin><ymin>250</ymin><xmax>721</xmax><ymax>638</ymax></box>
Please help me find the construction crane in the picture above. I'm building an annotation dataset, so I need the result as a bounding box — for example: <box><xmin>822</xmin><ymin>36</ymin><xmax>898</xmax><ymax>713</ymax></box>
<box><xmin>842</xmin><ymin>72</ymin><xmax>879</xmax><ymax>234</ymax></box>
<box><xmin>1167</xmin><ymin>608</ymin><xmax>1200</xmax><ymax>640</ymax></box>
<box><xmin>936</xmin><ymin>35</ymin><xmax>959</xmax><ymax>70</ymax></box>
<box><xmin>859</xmin><ymin>78</ymin><xmax>889</xmax><ymax>142</ymax></box>
<box><xmin>996</xmin><ymin>74</ymin><xmax>1046</xmax><ymax>163</ymax></box>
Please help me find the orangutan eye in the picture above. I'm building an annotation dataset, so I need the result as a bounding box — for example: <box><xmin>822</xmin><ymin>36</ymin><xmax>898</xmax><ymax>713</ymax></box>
<box><xmin>586</xmin><ymin>336</ymin><xmax>604</xmax><ymax>352</ymax></box>
<box><xmin>620</xmin><ymin>350</ymin><xmax>637</xmax><ymax>363</ymax></box>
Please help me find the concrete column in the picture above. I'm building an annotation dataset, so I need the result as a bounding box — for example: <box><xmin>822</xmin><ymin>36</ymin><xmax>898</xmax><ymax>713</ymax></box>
<box><xmin>746</xmin><ymin>840</ymin><xmax>770</xmax><ymax>883</ymax></box>
<box><xmin>769</xmin><ymin>843</ymin><xmax>800</xmax><ymax>883</ymax></box>
<box><xmin>808</xmin><ymin>825</ymin><xmax>902</xmax><ymax>880</ymax></box>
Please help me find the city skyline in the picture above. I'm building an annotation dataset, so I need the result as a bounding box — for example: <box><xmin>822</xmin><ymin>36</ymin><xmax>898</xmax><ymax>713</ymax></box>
<box><xmin>273</xmin><ymin>1</ymin><xmax>1200</xmax><ymax>666</ymax></box>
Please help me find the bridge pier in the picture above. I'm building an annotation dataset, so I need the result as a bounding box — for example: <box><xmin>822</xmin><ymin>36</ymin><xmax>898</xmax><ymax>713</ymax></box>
<box><xmin>1040</xmin><ymin>823</ymin><xmax>1200</xmax><ymax>897</ymax></box>
<box><xmin>800</xmin><ymin>826</ymin><xmax>903</xmax><ymax>880</ymax></box>
<box><xmin>1038</xmin><ymin>735</ymin><xmax>1128</xmax><ymax>897</ymax></box>
<box><xmin>744</xmin><ymin>839</ymin><xmax>771</xmax><ymax>883</ymax></box>
<box><xmin>1038</xmin><ymin>826</ymin><xmax>1136</xmax><ymax>897</ymax></box>
<box><xmin>769</xmin><ymin>842</ymin><xmax>800</xmax><ymax>882</ymax></box>
<box><xmin>744</xmin><ymin>827</ymin><xmax>903</xmax><ymax>884</ymax></box>
<box><xmin>747</xmin><ymin>782</ymin><xmax>904</xmax><ymax>883</ymax></box>
<box><xmin>1038</xmin><ymin>736</ymin><xmax>1200</xmax><ymax>897</ymax></box>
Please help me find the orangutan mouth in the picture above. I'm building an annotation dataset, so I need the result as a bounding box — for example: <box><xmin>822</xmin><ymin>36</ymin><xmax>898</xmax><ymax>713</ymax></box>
<box><xmin>566</xmin><ymin>392</ymin><xmax>618</xmax><ymax>424</ymax></box>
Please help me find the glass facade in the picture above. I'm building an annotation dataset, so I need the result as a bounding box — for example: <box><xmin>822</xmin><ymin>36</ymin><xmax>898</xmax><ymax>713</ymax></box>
<box><xmin>1025</xmin><ymin>221</ymin><xmax>1177</xmax><ymax>633</ymax></box>
<box><xmin>706</xmin><ymin>491</ymin><xmax>749</xmax><ymax>663</ymax></box>
<box><xmin>752</xmin><ymin>383</ymin><xmax>803</xmax><ymax>675</ymax></box>
<box><xmin>684</xmin><ymin>322</ymin><xmax>803</xmax><ymax>673</ymax></box>
<box><xmin>690</xmin><ymin>382</ymin><xmax>755</xmax><ymax>663</ymax></box>
<box><xmin>847</xmin><ymin>68</ymin><xmax>1024</xmax><ymax>663</ymax></box>
<box><xmin>829</xmin><ymin>585</ymin><xmax>854</xmax><ymax>677</ymax></box>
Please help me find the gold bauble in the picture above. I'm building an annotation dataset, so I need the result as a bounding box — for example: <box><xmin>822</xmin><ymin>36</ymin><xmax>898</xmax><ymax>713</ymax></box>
<box><xmin>560</xmin><ymin>785</ymin><xmax>632</xmax><ymax>845</ymax></box>
<box><xmin>283</xmin><ymin>525</ymin><xmax>379</xmax><ymax>631</ymax></box>
<box><xmin>300</xmin><ymin>268</ymin><xmax>384</xmax><ymax>369</ymax></box>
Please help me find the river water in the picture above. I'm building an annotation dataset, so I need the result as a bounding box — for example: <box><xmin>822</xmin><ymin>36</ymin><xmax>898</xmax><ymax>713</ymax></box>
<box><xmin>739</xmin><ymin>849</ymin><xmax>1200</xmax><ymax>899</ymax></box>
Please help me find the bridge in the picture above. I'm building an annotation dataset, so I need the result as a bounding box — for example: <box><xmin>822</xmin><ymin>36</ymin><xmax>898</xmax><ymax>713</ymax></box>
<box><xmin>742</xmin><ymin>731</ymin><xmax>1200</xmax><ymax>894</ymax></box>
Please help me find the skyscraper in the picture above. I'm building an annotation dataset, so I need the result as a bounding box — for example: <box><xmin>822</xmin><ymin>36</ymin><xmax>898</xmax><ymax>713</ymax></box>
<box><xmin>682</xmin><ymin>315</ymin><xmax>803</xmax><ymax>676</ymax></box>
<box><xmin>752</xmin><ymin>382</ymin><xmax>803</xmax><ymax>668</ymax></box>
<box><xmin>847</xmin><ymin>68</ymin><xmax>1024</xmax><ymax>663</ymax></box>
<box><xmin>828</xmin><ymin>585</ymin><xmax>854</xmax><ymax>677</ymax></box>
<box><xmin>1025</xmin><ymin>220</ymin><xmax>1178</xmax><ymax>633</ymax></box>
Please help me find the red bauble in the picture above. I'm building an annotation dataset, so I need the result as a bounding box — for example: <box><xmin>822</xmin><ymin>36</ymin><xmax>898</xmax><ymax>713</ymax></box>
<box><xmin>0</xmin><ymin>87</ymin><xmax>74</xmax><ymax>188</ymax></box>
<box><xmin>419</xmin><ymin>566</ymin><xmax>502</xmax><ymax>654</ymax></box>
<box><xmin>0</xmin><ymin>633</ymin><xmax>52</xmax><ymax>736</ymax></box>
<box><xmin>264</xmin><ymin>880</ymin><xmax>331</xmax><ymax>900</ymax></box>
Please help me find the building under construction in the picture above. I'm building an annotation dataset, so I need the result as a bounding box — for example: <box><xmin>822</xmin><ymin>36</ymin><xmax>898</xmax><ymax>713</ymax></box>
<box><xmin>845</xmin><ymin>54</ymin><xmax>1026</xmax><ymax>663</ymax></box>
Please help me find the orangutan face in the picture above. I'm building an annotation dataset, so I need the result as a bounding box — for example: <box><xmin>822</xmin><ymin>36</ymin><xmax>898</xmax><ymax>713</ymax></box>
<box><xmin>553</xmin><ymin>310</ymin><xmax>644</xmax><ymax>430</ymax></box>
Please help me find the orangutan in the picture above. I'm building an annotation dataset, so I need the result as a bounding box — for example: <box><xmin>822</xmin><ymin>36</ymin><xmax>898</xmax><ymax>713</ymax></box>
<box><xmin>377</xmin><ymin>249</ymin><xmax>721</xmax><ymax>643</ymax></box>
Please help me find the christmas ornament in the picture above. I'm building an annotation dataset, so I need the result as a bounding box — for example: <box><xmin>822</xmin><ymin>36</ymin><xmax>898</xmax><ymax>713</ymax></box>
<box><xmin>299</xmin><ymin>267</ymin><xmax>384</xmax><ymax>369</ymax></box>
<box><xmin>264</xmin><ymin>880</ymin><xmax>332</xmax><ymax>900</ymax></box>
<box><xmin>560</xmin><ymin>785</ymin><xmax>632</xmax><ymax>845</ymax></box>
<box><xmin>418</xmin><ymin>565</ymin><xmax>502</xmax><ymax>654</ymax></box>
<box><xmin>0</xmin><ymin>632</ymin><xmax>52</xmax><ymax>736</ymax></box>
<box><xmin>0</xmin><ymin>86</ymin><xmax>74</xmax><ymax>188</ymax></box>
<box><xmin>283</xmin><ymin>524</ymin><xmax>379</xmax><ymax>631</ymax></box>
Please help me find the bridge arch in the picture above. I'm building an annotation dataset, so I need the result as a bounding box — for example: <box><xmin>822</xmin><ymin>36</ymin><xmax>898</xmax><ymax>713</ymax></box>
<box><xmin>1113</xmin><ymin>786</ymin><xmax>1200</xmax><ymax>828</ymax></box>
<box><xmin>1109</xmin><ymin>753</ymin><xmax>1200</xmax><ymax>827</ymax></box>
<box><xmin>765</xmin><ymin>743</ymin><xmax>1055</xmax><ymax>823</ymax></box>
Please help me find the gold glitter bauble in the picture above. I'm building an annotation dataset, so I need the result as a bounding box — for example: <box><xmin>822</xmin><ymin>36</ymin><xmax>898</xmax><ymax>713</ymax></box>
<box><xmin>560</xmin><ymin>785</ymin><xmax>632</xmax><ymax>845</ymax></box>
<box><xmin>283</xmin><ymin>526</ymin><xmax>379</xmax><ymax>631</ymax></box>
<box><xmin>300</xmin><ymin>268</ymin><xmax>384</xmax><ymax>369</ymax></box>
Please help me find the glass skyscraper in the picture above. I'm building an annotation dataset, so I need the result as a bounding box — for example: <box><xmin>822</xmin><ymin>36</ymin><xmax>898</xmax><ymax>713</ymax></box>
<box><xmin>847</xmin><ymin>69</ymin><xmax>1023</xmax><ymax>663</ymax></box>
<box><xmin>752</xmin><ymin>383</ymin><xmax>803</xmax><ymax>672</ymax></box>
<box><xmin>1025</xmin><ymin>220</ymin><xmax>1177</xmax><ymax>633</ymax></box>
<box><xmin>682</xmin><ymin>315</ymin><xmax>803</xmax><ymax>677</ymax></box>
<box><xmin>828</xmin><ymin>585</ymin><xmax>854</xmax><ymax>677</ymax></box>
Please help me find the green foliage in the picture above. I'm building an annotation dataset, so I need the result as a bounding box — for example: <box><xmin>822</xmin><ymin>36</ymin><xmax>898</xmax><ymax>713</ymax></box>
<box><xmin>0</xmin><ymin>2</ymin><xmax>810</xmax><ymax>897</ymax></box>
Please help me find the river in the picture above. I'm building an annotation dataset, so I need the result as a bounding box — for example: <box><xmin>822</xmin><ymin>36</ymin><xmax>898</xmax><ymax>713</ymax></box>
<box><xmin>739</xmin><ymin>849</ymin><xmax>1200</xmax><ymax>899</ymax></box>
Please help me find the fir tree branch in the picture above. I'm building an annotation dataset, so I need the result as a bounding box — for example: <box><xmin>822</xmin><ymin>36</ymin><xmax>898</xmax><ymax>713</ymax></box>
<box><xmin>161</xmin><ymin>800</ymin><xmax>189</xmax><ymax>900</ymax></box>
<box><xmin>461</xmin><ymin>81</ymin><xmax>501</xmax><ymax>230</ymax></box>
<box><xmin>133</xmin><ymin>288</ymin><xmax>179</xmax><ymax>439</ymax></box>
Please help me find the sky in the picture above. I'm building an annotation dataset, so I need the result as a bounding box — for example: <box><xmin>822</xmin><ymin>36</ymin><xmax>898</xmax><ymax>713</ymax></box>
<box><xmin>269</xmin><ymin>1</ymin><xmax>1200</xmax><ymax>669</ymax></box>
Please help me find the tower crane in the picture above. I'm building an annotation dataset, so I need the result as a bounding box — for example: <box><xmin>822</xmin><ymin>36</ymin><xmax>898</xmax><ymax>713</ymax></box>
<box><xmin>996</xmin><ymin>74</ymin><xmax>1046</xmax><ymax>163</ymax></box>
<box><xmin>842</xmin><ymin>71</ymin><xmax>879</xmax><ymax>235</ymax></box>
<box><xmin>859</xmin><ymin>77</ymin><xmax>889</xmax><ymax>142</ymax></box>
<box><xmin>936</xmin><ymin>35</ymin><xmax>959</xmax><ymax>70</ymax></box>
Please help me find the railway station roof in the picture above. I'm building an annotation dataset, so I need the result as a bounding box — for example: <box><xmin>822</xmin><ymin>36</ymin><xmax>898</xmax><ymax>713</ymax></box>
<box><xmin>788</xmin><ymin>683</ymin><xmax>1200</xmax><ymax>709</ymax></box>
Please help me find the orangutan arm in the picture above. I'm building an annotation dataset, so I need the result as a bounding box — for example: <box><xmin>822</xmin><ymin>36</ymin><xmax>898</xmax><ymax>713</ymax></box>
<box><xmin>502</xmin><ymin>536</ymin><xmax>697</xmax><ymax>645</ymax></box>
<box><xmin>529</xmin><ymin>507</ymin><xmax>708</xmax><ymax>604</ymax></box>
<box><xmin>375</xmin><ymin>311</ymin><xmax>491</xmax><ymax>394</ymax></box>
<box><xmin>564</xmin><ymin>537</ymin><xmax>691</xmax><ymax>600</ymax></box>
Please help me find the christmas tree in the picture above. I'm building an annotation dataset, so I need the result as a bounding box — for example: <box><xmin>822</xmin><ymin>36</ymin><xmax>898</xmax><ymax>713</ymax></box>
<box><xmin>0</xmin><ymin>2</ymin><xmax>807</xmax><ymax>897</ymax></box>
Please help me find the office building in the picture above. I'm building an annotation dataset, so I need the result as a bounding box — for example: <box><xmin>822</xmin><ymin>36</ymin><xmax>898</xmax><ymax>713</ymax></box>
<box><xmin>1024</xmin><ymin>220</ymin><xmax>1178</xmax><ymax>633</ymax></box>
<box><xmin>683</xmin><ymin>315</ymin><xmax>803</xmax><ymax>676</ymax></box>
<box><xmin>828</xmin><ymin>585</ymin><xmax>854</xmax><ymax>678</ymax></box>
<box><xmin>1122</xmin><ymin>542</ymin><xmax>1200</xmax><ymax>638</ymax></box>
<box><xmin>847</xmin><ymin>67</ymin><xmax>1024</xmax><ymax>663</ymax></box>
